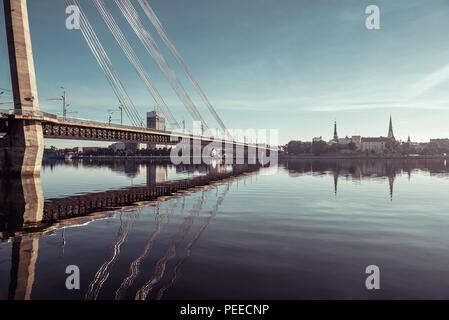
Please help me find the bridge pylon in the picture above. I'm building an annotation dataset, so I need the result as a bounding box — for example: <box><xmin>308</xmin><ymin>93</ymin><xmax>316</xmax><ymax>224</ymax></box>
<box><xmin>0</xmin><ymin>0</ymin><xmax>44</xmax><ymax>176</ymax></box>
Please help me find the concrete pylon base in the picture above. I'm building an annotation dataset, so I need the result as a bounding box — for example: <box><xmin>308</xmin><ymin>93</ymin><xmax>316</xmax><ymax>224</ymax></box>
<box><xmin>0</xmin><ymin>119</ymin><xmax>43</xmax><ymax>176</ymax></box>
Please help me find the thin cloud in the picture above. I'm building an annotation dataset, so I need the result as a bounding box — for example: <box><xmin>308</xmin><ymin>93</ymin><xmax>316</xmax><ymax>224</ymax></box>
<box><xmin>409</xmin><ymin>63</ymin><xmax>449</xmax><ymax>98</ymax></box>
<box><xmin>304</xmin><ymin>101</ymin><xmax>449</xmax><ymax>112</ymax></box>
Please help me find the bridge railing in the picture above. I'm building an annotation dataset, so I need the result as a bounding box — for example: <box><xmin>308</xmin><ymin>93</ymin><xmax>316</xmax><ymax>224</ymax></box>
<box><xmin>0</xmin><ymin>108</ymin><xmax>275</xmax><ymax>149</ymax></box>
<box><xmin>0</xmin><ymin>108</ymin><xmax>186</xmax><ymax>137</ymax></box>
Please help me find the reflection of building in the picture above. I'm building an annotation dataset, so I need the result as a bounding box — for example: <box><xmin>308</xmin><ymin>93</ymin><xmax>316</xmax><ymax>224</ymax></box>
<box><xmin>282</xmin><ymin>158</ymin><xmax>449</xmax><ymax>200</ymax></box>
<box><xmin>146</xmin><ymin>165</ymin><xmax>167</xmax><ymax>185</ymax></box>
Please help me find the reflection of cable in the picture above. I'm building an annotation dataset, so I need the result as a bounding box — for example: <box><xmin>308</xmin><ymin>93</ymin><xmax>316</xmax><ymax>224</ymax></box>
<box><xmin>61</xmin><ymin>229</ymin><xmax>66</xmax><ymax>257</ymax></box>
<box><xmin>156</xmin><ymin>184</ymin><xmax>230</xmax><ymax>300</ymax></box>
<box><xmin>114</xmin><ymin>200</ymin><xmax>178</xmax><ymax>300</ymax></box>
<box><xmin>85</xmin><ymin>211</ymin><xmax>138</xmax><ymax>300</ymax></box>
<box><xmin>135</xmin><ymin>191</ymin><xmax>207</xmax><ymax>300</ymax></box>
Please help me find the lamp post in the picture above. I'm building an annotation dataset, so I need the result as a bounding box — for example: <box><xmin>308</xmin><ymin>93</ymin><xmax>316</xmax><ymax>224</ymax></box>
<box><xmin>60</xmin><ymin>87</ymin><xmax>66</xmax><ymax>121</ymax></box>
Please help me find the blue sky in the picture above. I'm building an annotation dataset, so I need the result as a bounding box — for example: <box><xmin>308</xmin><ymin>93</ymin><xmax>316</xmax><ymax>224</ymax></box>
<box><xmin>1</xmin><ymin>0</ymin><xmax>449</xmax><ymax>147</ymax></box>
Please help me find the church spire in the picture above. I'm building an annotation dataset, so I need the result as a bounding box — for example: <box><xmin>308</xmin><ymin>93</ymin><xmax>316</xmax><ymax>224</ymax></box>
<box><xmin>388</xmin><ymin>115</ymin><xmax>395</xmax><ymax>140</ymax></box>
<box><xmin>333</xmin><ymin>121</ymin><xmax>338</xmax><ymax>141</ymax></box>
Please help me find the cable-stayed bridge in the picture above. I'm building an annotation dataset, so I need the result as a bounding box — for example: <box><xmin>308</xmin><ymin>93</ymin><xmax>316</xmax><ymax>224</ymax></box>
<box><xmin>0</xmin><ymin>0</ymin><xmax>276</xmax><ymax>176</ymax></box>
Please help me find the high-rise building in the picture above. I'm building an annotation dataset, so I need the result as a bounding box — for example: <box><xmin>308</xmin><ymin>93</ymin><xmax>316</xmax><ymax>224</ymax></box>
<box><xmin>147</xmin><ymin>111</ymin><xmax>166</xmax><ymax>131</ymax></box>
<box><xmin>147</xmin><ymin>111</ymin><xmax>166</xmax><ymax>149</ymax></box>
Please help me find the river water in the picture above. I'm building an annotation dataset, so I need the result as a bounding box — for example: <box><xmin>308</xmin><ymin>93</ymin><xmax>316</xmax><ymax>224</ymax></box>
<box><xmin>1</xmin><ymin>158</ymin><xmax>449</xmax><ymax>299</ymax></box>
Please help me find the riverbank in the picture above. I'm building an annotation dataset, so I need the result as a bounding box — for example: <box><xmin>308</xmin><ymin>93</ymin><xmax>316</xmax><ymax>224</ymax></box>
<box><xmin>280</xmin><ymin>154</ymin><xmax>449</xmax><ymax>160</ymax></box>
<box><xmin>67</xmin><ymin>155</ymin><xmax>172</xmax><ymax>160</ymax></box>
<box><xmin>48</xmin><ymin>154</ymin><xmax>449</xmax><ymax>161</ymax></box>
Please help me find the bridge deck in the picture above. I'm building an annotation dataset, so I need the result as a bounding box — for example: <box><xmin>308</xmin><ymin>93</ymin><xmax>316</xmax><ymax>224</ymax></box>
<box><xmin>0</xmin><ymin>111</ymin><xmax>273</xmax><ymax>150</ymax></box>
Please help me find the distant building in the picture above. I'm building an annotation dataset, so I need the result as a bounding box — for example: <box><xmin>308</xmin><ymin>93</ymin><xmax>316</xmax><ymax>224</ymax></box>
<box><xmin>388</xmin><ymin>115</ymin><xmax>395</xmax><ymax>140</ymax></box>
<box><xmin>351</xmin><ymin>136</ymin><xmax>362</xmax><ymax>149</ymax></box>
<box><xmin>313</xmin><ymin>136</ymin><xmax>323</xmax><ymax>143</ymax></box>
<box><xmin>403</xmin><ymin>136</ymin><xmax>422</xmax><ymax>152</ymax></box>
<box><xmin>359</xmin><ymin>116</ymin><xmax>396</xmax><ymax>153</ymax></box>
<box><xmin>361</xmin><ymin>137</ymin><xmax>391</xmax><ymax>153</ymax></box>
<box><xmin>321</xmin><ymin>115</ymin><xmax>398</xmax><ymax>152</ymax></box>
<box><xmin>337</xmin><ymin>136</ymin><xmax>352</xmax><ymax>145</ymax></box>
<box><xmin>327</xmin><ymin>121</ymin><xmax>352</xmax><ymax>145</ymax></box>
<box><xmin>109</xmin><ymin>142</ymin><xmax>126</xmax><ymax>152</ymax></box>
<box><xmin>430</xmin><ymin>138</ymin><xmax>449</xmax><ymax>146</ymax></box>
<box><xmin>147</xmin><ymin>111</ymin><xmax>166</xmax><ymax>149</ymax></box>
<box><xmin>43</xmin><ymin>147</ymin><xmax>64</xmax><ymax>159</ymax></box>
<box><xmin>328</xmin><ymin>121</ymin><xmax>339</xmax><ymax>145</ymax></box>
<box><xmin>82</xmin><ymin>147</ymin><xmax>100</xmax><ymax>153</ymax></box>
<box><xmin>333</xmin><ymin>121</ymin><xmax>338</xmax><ymax>141</ymax></box>
<box><xmin>108</xmin><ymin>142</ymin><xmax>143</xmax><ymax>152</ymax></box>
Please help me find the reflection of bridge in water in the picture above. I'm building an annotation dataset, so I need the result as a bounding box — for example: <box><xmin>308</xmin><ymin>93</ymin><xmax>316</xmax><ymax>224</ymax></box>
<box><xmin>0</xmin><ymin>163</ymin><xmax>259</xmax><ymax>299</ymax></box>
<box><xmin>42</xmin><ymin>158</ymin><xmax>230</xmax><ymax>181</ymax></box>
<box><xmin>0</xmin><ymin>164</ymin><xmax>260</xmax><ymax>238</ymax></box>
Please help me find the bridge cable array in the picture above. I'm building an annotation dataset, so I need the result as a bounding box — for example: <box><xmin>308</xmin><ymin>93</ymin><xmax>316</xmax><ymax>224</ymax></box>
<box><xmin>114</xmin><ymin>0</ymin><xmax>209</xmax><ymax>131</ymax></box>
<box><xmin>92</xmin><ymin>0</ymin><xmax>180</xmax><ymax>130</ymax></box>
<box><xmin>138</xmin><ymin>0</ymin><xmax>229</xmax><ymax>138</ymax></box>
<box><xmin>66</xmin><ymin>0</ymin><xmax>145</xmax><ymax>128</ymax></box>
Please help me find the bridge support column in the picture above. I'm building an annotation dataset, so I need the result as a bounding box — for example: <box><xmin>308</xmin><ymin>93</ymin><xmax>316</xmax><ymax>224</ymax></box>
<box><xmin>1</xmin><ymin>0</ymin><xmax>43</xmax><ymax>176</ymax></box>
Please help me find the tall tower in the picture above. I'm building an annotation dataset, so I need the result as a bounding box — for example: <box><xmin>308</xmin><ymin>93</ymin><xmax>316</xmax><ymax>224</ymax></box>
<box><xmin>387</xmin><ymin>115</ymin><xmax>395</xmax><ymax>140</ymax></box>
<box><xmin>1</xmin><ymin>0</ymin><xmax>44</xmax><ymax>175</ymax></box>
<box><xmin>333</xmin><ymin>121</ymin><xmax>338</xmax><ymax>141</ymax></box>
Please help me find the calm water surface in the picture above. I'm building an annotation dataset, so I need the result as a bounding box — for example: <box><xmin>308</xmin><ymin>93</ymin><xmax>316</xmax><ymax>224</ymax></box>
<box><xmin>1</xmin><ymin>159</ymin><xmax>449</xmax><ymax>299</ymax></box>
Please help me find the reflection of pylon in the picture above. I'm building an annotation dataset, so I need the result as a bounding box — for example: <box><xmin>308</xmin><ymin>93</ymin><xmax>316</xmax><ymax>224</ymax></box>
<box><xmin>8</xmin><ymin>236</ymin><xmax>40</xmax><ymax>300</ymax></box>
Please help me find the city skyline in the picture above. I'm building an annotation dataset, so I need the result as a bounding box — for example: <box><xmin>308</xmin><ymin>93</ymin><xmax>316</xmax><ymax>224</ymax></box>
<box><xmin>1</xmin><ymin>0</ymin><xmax>449</xmax><ymax>148</ymax></box>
